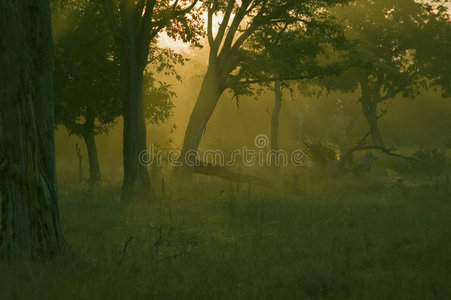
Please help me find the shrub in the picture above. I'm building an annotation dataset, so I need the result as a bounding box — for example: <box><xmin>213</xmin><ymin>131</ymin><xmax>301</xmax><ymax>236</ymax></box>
<box><xmin>392</xmin><ymin>149</ymin><xmax>449</xmax><ymax>178</ymax></box>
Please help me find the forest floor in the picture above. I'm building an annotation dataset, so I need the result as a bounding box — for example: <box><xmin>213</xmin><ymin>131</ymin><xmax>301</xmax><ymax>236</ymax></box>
<box><xmin>1</xmin><ymin>171</ymin><xmax>450</xmax><ymax>299</ymax></box>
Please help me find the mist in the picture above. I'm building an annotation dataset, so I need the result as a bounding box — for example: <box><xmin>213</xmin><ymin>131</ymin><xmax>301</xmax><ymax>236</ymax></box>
<box><xmin>1</xmin><ymin>0</ymin><xmax>450</xmax><ymax>298</ymax></box>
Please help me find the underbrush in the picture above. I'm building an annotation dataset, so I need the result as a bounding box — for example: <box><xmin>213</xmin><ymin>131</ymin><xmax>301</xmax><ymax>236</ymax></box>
<box><xmin>390</xmin><ymin>149</ymin><xmax>449</xmax><ymax>179</ymax></box>
<box><xmin>0</xmin><ymin>176</ymin><xmax>450</xmax><ymax>299</ymax></box>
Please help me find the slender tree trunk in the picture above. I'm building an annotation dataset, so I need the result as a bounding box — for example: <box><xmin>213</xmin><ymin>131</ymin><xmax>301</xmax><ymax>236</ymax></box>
<box><xmin>76</xmin><ymin>144</ymin><xmax>83</xmax><ymax>183</ymax></box>
<box><xmin>174</xmin><ymin>65</ymin><xmax>223</xmax><ymax>179</ymax></box>
<box><xmin>118</xmin><ymin>45</ymin><xmax>154</xmax><ymax>200</ymax></box>
<box><xmin>297</xmin><ymin>113</ymin><xmax>304</xmax><ymax>145</ymax></box>
<box><xmin>82</xmin><ymin>123</ymin><xmax>101</xmax><ymax>186</ymax></box>
<box><xmin>0</xmin><ymin>0</ymin><xmax>66</xmax><ymax>261</ymax></box>
<box><xmin>270</xmin><ymin>81</ymin><xmax>282</xmax><ymax>169</ymax></box>
<box><xmin>361</xmin><ymin>98</ymin><xmax>384</xmax><ymax>147</ymax></box>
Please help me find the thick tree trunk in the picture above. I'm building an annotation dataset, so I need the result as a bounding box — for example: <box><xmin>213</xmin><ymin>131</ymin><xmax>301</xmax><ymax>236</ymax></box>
<box><xmin>119</xmin><ymin>46</ymin><xmax>154</xmax><ymax>200</ymax></box>
<box><xmin>82</xmin><ymin>124</ymin><xmax>101</xmax><ymax>186</ymax></box>
<box><xmin>270</xmin><ymin>81</ymin><xmax>282</xmax><ymax>168</ymax></box>
<box><xmin>0</xmin><ymin>0</ymin><xmax>66</xmax><ymax>261</ymax></box>
<box><xmin>173</xmin><ymin>66</ymin><xmax>223</xmax><ymax>179</ymax></box>
<box><xmin>361</xmin><ymin>98</ymin><xmax>384</xmax><ymax>147</ymax></box>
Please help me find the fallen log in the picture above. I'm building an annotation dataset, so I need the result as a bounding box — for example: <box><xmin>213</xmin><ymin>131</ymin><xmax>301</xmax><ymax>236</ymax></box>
<box><xmin>194</xmin><ymin>161</ymin><xmax>270</xmax><ymax>186</ymax></box>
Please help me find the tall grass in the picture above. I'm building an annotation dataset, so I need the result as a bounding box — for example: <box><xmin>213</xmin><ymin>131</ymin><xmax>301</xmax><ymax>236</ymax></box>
<box><xmin>0</xmin><ymin>174</ymin><xmax>450</xmax><ymax>299</ymax></box>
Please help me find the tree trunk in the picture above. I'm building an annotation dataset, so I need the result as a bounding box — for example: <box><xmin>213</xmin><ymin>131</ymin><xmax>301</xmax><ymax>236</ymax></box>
<box><xmin>75</xmin><ymin>143</ymin><xmax>83</xmax><ymax>184</ymax></box>
<box><xmin>173</xmin><ymin>65</ymin><xmax>223</xmax><ymax>179</ymax></box>
<box><xmin>297</xmin><ymin>113</ymin><xmax>304</xmax><ymax>145</ymax></box>
<box><xmin>270</xmin><ymin>81</ymin><xmax>282</xmax><ymax>169</ymax></box>
<box><xmin>118</xmin><ymin>45</ymin><xmax>154</xmax><ymax>200</ymax></box>
<box><xmin>361</xmin><ymin>98</ymin><xmax>384</xmax><ymax>147</ymax></box>
<box><xmin>0</xmin><ymin>0</ymin><xmax>67</xmax><ymax>261</ymax></box>
<box><xmin>82</xmin><ymin>123</ymin><xmax>101</xmax><ymax>186</ymax></box>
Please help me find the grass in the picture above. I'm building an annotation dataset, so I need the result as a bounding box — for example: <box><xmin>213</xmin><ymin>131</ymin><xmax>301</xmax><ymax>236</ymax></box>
<box><xmin>0</xmin><ymin>174</ymin><xmax>450</xmax><ymax>299</ymax></box>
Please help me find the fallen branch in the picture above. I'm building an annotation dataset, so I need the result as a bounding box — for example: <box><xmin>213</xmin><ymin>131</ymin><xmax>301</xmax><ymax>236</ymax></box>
<box><xmin>335</xmin><ymin>124</ymin><xmax>417</xmax><ymax>177</ymax></box>
<box><xmin>119</xmin><ymin>236</ymin><xmax>134</xmax><ymax>266</ymax></box>
<box><xmin>194</xmin><ymin>161</ymin><xmax>270</xmax><ymax>185</ymax></box>
<box><xmin>354</xmin><ymin>146</ymin><xmax>417</xmax><ymax>161</ymax></box>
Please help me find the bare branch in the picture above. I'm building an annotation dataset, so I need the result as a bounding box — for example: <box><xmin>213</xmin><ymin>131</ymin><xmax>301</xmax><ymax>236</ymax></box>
<box><xmin>349</xmin><ymin>145</ymin><xmax>417</xmax><ymax>161</ymax></box>
<box><xmin>231</xmin><ymin>70</ymin><xmax>328</xmax><ymax>87</ymax></box>
<box><xmin>219</xmin><ymin>1</ymin><xmax>251</xmax><ymax>58</ymax></box>
<box><xmin>207</xmin><ymin>4</ymin><xmax>215</xmax><ymax>46</ymax></box>
<box><xmin>211</xmin><ymin>0</ymin><xmax>235</xmax><ymax>51</ymax></box>
<box><xmin>137</xmin><ymin>0</ymin><xmax>158</xmax><ymax>68</ymax></box>
<box><xmin>119</xmin><ymin>236</ymin><xmax>134</xmax><ymax>266</ymax></box>
<box><xmin>177</xmin><ymin>0</ymin><xmax>198</xmax><ymax>14</ymax></box>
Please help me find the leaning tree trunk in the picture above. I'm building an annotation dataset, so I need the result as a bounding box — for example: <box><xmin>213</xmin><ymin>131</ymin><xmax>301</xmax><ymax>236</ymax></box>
<box><xmin>118</xmin><ymin>45</ymin><xmax>154</xmax><ymax>200</ymax></box>
<box><xmin>361</xmin><ymin>98</ymin><xmax>384</xmax><ymax>147</ymax></box>
<box><xmin>0</xmin><ymin>0</ymin><xmax>66</xmax><ymax>261</ymax></box>
<box><xmin>82</xmin><ymin>120</ymin><xmax>101</xmax><ymax>186</ymax></box>
<box><xmin>270</xmin><ymin>81</ymin><xmax>283</xmax><ymax>169</ymax></box>
<box><xmin>174</xmin><ymin>65</ymin><xmax>223</xmax><ymax>179</ymax></box>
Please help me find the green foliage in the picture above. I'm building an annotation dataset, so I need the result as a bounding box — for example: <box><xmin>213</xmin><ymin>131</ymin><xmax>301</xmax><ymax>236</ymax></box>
<box><xmin>320</xmin><ymin>0</ymin><xmax>435</xmax><ymax>99</ymax></box>
<box><xmin>304</xmin><ymin>140</ymin><xmax>340</xmax><ymax>169</ymax></box>
<box><xmin>53</xmin><ymin>2</ymin><xmax>178</xmax><ymax>137</ymax></box>
<box><xmin>53</xmin><ymin>2</ymin><xmax>121</xmax><ymax>136</ymax></box>
<box><xmin>232</xmin><ymin>8</ymin><xmax>349</xmax><ymax>97</ymax></box>
<box><xmin>156</xmin><ymin>0</ymin><xmax>205</xmax><ymax>47</ymax></box>
<box><xmin>204</xmin><ymin>0</ymin><xmax>351</xmax><ymax>93</ymax></box>
<box><xmin>414</xmin><ymin>3</ymin><xmax>451</xmax><ymax>97</ymax></box>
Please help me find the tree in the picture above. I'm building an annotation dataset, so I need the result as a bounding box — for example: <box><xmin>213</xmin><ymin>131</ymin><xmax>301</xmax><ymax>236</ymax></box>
<box><xmin>0</xmin><ymin>0</ymin><xmax>66</xmax><ymax>260</ymax></box>
<box><xmin>96</xmin><ymin>0</ymin><xmax>202</xmax><ymax>200</ymax></box>
<box><xmin>234</xmin><ymin>19</ymin><xmax>348</xmax><ymax>168</ymax></box>
<box><xmin>175</xmin><ymin>0</ymin><xmax>347</xmax><ymax>178</ymax></box>
<box><xmin>325</xmin><ymin>0</ymin><xmax>440</xmax><ymax>147</ymax></box>
<box><xmin>53</xmin><ymin>2</ymin><xmax>176</xmax><ymax>186</ymax></box>
<box><xmin>53</xmin><ymin>3</ymin><xmax>121</xmax><ymax>185</ymax></box>
<box><xmin>414</xmin><ymin>3</ymin><xmax>451</xmax><ymax>98</ymax></box>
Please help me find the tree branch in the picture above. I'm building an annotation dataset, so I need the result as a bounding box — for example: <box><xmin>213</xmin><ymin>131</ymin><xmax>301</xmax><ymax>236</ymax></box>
<box><xmin>194</xmin><ymin>161</ymin><xmax>270</xmax><ymax>185</ymax></box>
<box><xmin>232</xmin><ymin>72</ymin><xmax>325</xmax><ymax>87</ymax></box>
<box><xmin>212</xmin><ymin>0</ymin><xmax>235</xmax><ymax>51</ymax></box>
<box><xmin>138</xmin><ymin>0</ymin><xmax>158</xmax><ymax>69</ymax></box>
<box><xmin>207</xmin><ymin>3</ymin><xmax>215</xmax><ymax>46</ymax></box>
<box><xmin>348</xmin><ymin>145</ymin><xmax>417</xmax><ymax>161</ymax></box>
<box><xmin>219</xmin><ymin>1</ymin><xmax>250</xmax><ymax>59</ymax></box>
<box><xmin>96</xmin><ymin>0</ymin><xmax>124</xmax><ymax>45</ymax></box>
<box><xmin>177</xmin><ymin>0</ymin><xmax>198</xmax><ymax>15</ymax></box>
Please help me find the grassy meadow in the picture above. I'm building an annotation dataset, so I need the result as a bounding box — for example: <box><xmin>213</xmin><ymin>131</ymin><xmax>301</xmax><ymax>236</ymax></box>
<box><xmin>1</xmin><ymin>160</ymin><xmax>450</xmax><ymax>299</ymax></box>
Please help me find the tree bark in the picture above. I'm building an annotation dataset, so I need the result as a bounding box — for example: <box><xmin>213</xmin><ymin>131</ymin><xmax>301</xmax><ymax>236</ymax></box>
<box><xmin>82</xmin><ymin>121</ymin><xmax>101</xmax><ymax>186</ymax></box>
<box><xmin>76</xmin><ymin>143</ymin><xmax>83</xmax><ymax>184</ymax></box>
<box><xmin>0</xmin><ymin>0</ymin><xmax>67</xmax><ymax>261</ymax></box>
<box><xmin>173</xmin><ymin>65</ymin><xmax>223</xmax><ymax>179</ymax></box>
<box><xmin>118</xmin><ymin>44</ymin><xmax>154</xmax><ymax>200</ymax></box>
<box><xmin>361</xmin><ymin>97</ymin><xmax>384</xmax><ymax>147</ymax></box>
<box><xmin>270</xmin><ymin>81</ymin><xmax>283</xmax><ymax>169</ymax></box>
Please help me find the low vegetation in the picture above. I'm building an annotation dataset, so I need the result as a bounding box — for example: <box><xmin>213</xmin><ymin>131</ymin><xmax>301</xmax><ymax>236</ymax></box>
<box><xmin>1</xmin><ymin>158</ymin><xmax>450</xmax><ymax>298</ymax></box>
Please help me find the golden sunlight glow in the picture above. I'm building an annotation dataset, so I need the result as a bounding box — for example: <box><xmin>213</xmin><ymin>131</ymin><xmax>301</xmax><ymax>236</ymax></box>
<box><xmin>157</xmin><ymin>11</ymin><xmax>226</xmax><ymax>52</ymax></box>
